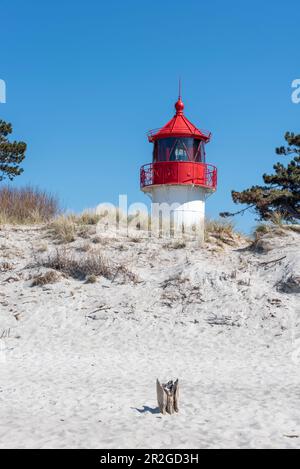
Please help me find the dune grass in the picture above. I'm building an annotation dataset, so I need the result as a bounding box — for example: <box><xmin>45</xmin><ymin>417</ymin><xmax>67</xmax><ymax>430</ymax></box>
<box><xmin>0</xmin><ymin>186</ymin><xmax>59</xmax><ymax>224</ymax></box>
<box><xmin>40</xmin><ymin>248</ymin><xmax>138</xmax><ymax>283</ymax></box>
<box><xmin>31</xmin><ymin>270</ymin><xmax>60</xmax><ymax>287</ymax></box>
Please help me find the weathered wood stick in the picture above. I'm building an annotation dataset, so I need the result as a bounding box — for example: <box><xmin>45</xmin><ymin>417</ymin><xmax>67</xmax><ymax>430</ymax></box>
<box><xmin>259</xmin><ymin>255</ymin><xmax>287</xmax><ymax>266</ymax></box>
<box><xmin>156</xmin><ymin>379</ymin><xmax>179</xmax><ymax>415</ymax></box>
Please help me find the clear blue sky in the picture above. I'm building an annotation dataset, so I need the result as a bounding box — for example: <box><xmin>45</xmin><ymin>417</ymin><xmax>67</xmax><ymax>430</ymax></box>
<box><xmin>1</xmin><ymin>0</ymin><xmax>299</xmax><ymax>233</ymax></box>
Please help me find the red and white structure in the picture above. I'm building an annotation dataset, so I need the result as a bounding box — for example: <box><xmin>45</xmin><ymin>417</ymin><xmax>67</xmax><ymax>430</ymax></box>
<box><xmin>140</xmin><ymin>91</ymin><xmax>217</xmax><ymax>237</ymax></box>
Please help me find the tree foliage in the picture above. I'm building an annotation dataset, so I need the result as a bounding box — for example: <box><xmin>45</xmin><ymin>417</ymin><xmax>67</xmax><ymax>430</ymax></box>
<box><xmin>220</xmin><ymin>132</ymin><xmax>300</xmax><ymax>222</ymax></box>
<box><xmin>0</xmin><ymin>119</ymin><xmax>26</xmax><ymax>182</ymax></box>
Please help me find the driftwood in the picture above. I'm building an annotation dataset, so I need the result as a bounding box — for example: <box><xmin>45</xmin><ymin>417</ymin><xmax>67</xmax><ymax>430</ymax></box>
<box><xmin>259</xmin><ymin>255</ymin><xmax>287</xmax><ymax>266</ymax></box>
<box><xmin>156</xmin><ymin>379</ymin><xmax>179</xmax><ymax>415</ymax></box>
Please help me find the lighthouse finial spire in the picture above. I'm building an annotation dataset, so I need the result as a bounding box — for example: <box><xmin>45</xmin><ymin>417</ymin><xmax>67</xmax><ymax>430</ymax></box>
<box><xmin>175</xmin><ymin>78</ymin><xmax>184</xmax><ymax>115</ymax></box>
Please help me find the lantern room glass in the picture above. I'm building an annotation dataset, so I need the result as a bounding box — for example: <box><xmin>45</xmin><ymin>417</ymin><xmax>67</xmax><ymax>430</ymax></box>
<box><xmin>153</xmin><ymin>137</ymin><xmax>205</xmax><ymax>163</ymax></box>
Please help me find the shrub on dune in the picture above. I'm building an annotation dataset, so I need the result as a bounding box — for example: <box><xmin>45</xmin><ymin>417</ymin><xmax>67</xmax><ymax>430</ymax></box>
<box><xmin>0</xmin><ymin>186</ymin><xmax>59</xmax><ymax>224</ymax></box>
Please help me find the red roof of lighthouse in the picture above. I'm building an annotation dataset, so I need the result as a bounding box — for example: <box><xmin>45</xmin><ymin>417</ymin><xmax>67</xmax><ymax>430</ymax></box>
<box><xmin>148</xmin><ymin>96</ymin><xmax>211</xmax><ymax>143</ymax></box>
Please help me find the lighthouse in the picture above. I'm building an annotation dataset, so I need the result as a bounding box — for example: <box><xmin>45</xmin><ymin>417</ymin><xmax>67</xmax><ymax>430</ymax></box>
<box><xmin>140</xmin><ymin>91</ymin><xmax>217</xmax><ymax>240</ymax></box>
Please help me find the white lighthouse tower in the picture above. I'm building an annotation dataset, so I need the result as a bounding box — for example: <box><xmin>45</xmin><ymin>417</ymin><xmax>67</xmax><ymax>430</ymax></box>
<box><xmin>140</xmin><ymin>91</ymin><xmax>217</xmax><ymax>239</ymax></box>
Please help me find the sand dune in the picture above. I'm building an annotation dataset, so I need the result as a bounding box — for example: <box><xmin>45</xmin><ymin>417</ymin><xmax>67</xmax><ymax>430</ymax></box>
<box><xmin>0</xmin><ymin>224</ymin><xmax>299</xmax><ymax>448</ymax></box>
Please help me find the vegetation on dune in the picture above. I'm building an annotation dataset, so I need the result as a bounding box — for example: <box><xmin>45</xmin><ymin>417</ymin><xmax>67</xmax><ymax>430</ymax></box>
<box><xmin>48</xmin><ymin>212</ymin><xmax>102</xmax><ymax>243</ymax></box>
<box><xmin>221</xmin><ymin>132</ymin><xmax>300</xmax><ymax>223</ymax></box>
<box><xmin>0</xmin><ymin>120</ymin><xmax>26</xmax><ymax>182</ymax></box>
<box><xmin>205</xmin><ymin>219</ymin><xmax>235</xmax><ymax>237</ymax></box>
<box><xmin>39</xmin><ymin>248</ymin><xmax>138</xmax><ymax>283</ymax></box>
<box><xmin>0</xmin><ymin>186</ymin><xmax>60</xmax><ymax>224</ymax></box>
<box><xmin>204</xmin><ymin>219</ymin><xmax>242</xmax><ymax>246</ymax></box>
<box><xmin>0</xmin><ymin>121</ymin><xmax>60</xmax><ymax>224</ymax></box>
<box><xmin>31</xmin><ymin>270</ymin><xmax>60</xmax><ymax>287</ymax></box>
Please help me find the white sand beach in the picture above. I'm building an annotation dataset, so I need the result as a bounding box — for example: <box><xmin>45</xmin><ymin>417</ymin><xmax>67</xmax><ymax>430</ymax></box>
<box><xmin>0</xmin><ymin>223</ymin><xmax>300</xmax><ymax>448</ymax></box>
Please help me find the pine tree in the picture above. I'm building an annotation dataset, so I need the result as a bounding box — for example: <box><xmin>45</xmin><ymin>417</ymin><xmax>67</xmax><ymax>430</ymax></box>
<box><xmin>0</xmin><ymin>120</ymin><xmax>27</xmax><ymax>181</ymax></box>
<box><xmin>220</xmin><ymin>132</ymin><xmax>300</xmax><ymax>222</ymax></box>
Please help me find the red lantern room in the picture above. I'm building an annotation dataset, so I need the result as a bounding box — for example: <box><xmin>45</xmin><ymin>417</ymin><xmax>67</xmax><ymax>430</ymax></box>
<box><xmin>140</xmin><ymin>93</ymin><xmax>217</xmax><ymax>191</ymax></box>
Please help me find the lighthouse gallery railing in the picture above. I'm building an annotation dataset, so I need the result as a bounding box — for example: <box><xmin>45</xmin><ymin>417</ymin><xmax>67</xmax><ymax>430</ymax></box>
<box><xmin>140</xmin><ymin>161</ymin><xmax>217</xmax><ymax>190</ymax></box>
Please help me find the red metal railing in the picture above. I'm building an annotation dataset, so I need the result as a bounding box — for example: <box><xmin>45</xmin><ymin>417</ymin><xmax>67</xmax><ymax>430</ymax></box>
<box><xmin>140</xmin><ymin>161</ymin><xmax>217</xmax><ymax>191</ymax></box>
